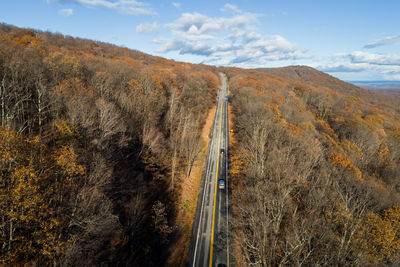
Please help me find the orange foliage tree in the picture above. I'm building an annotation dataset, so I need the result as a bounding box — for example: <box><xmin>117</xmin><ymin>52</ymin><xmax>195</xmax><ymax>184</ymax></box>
<box><xmin>356</xmin><ymin>206</ymin><xmax>400</xmax><ymax>264</ymax></box>
<box><xmin>329</xmin><ymin>152</ymin><xmax>363</xmax><ymax>180</ymax></box>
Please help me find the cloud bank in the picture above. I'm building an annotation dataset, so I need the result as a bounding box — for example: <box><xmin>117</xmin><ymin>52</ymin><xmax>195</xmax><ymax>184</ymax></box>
<box><xmin>340</xmin><ymin>51</ymin><xmax>400</xmax><ymax>66</ymax></box>
<box><xmin>156</xmin><ymin>8</ymin><xmax>308</xmax><ymax>67</ymax></box>
<box><xmin>315</xmin><ymin>52</ymin><xmax>400</xmax><ymax>80</ymax></box>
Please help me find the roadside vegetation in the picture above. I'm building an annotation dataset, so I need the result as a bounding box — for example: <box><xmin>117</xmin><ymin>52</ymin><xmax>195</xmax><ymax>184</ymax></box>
<box><xmin>225</xmin><ymin>66</ymin><xmax>400</xmax><ymax>266</ymax></box>
<box><xmin>0</xmin><ymin>24</ymin><xmax>218</xmax><ymax>266</ymax></box>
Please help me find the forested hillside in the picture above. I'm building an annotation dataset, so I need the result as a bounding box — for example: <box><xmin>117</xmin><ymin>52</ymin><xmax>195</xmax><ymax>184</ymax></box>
<box><xmin>225</xmin><ymin>67</ymin><xmax>400</xmax><ymax>266</ymax></box>
<box><xmin>2</xmin><ymin>22</ymin><xmax>400</xmax><ymax>267</ymax></box>
<box><xmin>0</xmin><ymin>24</ymin><xmax>219</xmax><ymax>266</ymax></box>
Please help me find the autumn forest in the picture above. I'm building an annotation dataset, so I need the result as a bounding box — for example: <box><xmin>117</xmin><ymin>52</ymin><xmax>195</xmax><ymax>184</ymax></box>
<box><xmin>0</xmin><ymin>24</ymin><xmax>219</xmax><ymax>266</ymax></box>
<box><xmin>227</xmin><ymin>66</ymin><xmax>400</xmax><ymax>265</ymax></box>
<box><xmin>1</xmin><ymin>24</ymin><xmax>400</xmax><ymax>266</ymax></box>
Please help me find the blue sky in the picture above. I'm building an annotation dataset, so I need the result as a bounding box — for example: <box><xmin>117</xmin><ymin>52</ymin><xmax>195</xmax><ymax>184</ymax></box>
<box><xmin>1</xmin><ymin>0</ymin><xmax>400</xmax><ymax>81</ymax></box>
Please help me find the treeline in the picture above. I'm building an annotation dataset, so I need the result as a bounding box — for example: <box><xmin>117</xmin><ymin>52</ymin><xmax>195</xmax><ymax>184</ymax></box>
<box><xmin>225</xmin><ymin>67</ymin><xmax>400</xmax><ymax>266</ymax></box>
<box><xmin>0</xmin><ymin>24</ymin><xmax>218</xmax><ymax>266</ymax></box>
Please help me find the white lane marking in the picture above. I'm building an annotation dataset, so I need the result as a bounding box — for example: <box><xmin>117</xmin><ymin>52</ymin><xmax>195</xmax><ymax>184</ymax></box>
<box><xmin>218</xmin><ymin>183</ymin><xmax>221</xmax><ymax>232</ymax></box>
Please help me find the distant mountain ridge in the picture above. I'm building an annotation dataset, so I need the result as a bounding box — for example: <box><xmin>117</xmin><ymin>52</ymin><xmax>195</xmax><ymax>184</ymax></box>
<box><xmin>257</xmin><ymin>65</ymin><xmax>368</xmax><ymax>96</ymax></box>
<box><xmin>349</xmin><ymin>80</ymin><xmax>400</xmax><ymax>89</ymax></box>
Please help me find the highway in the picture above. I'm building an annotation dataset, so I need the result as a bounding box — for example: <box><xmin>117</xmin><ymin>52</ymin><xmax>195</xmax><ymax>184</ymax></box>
<box><xmin>188</xmin><ymin>73</ymin><xmax>231</xmax><ymax>267</ymax></box>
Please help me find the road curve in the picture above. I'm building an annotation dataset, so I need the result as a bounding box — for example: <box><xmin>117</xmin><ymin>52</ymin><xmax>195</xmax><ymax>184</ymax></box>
<box><xmin>187</xmin><ymin>73</ymin><xmax>231</xmax><ymax>267</ymax></box>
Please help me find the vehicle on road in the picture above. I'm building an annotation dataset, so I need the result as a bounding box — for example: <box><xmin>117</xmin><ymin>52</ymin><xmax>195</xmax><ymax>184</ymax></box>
<box><xmin>218</xmin><ymin>179</ymin><xmax>225</xmax><ymax>190</ymax></box>
<box><xmin>220</xmin><ymin>148</ymin><xmax>225</xmax><ymax>154</ymax></box>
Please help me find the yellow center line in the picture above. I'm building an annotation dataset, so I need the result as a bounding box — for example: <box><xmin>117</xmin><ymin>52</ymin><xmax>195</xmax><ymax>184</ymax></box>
<box><xmin>209</xmin><ymin>87</ymin><xmax>224</xmax><ymax>267</ymax></box>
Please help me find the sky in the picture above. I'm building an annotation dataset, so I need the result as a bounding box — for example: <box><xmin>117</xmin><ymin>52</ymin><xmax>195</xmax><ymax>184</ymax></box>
<box><xmin>1</xmin><ymin>0</ymin><xmax>400</xmax><ymax>81</ymax></box>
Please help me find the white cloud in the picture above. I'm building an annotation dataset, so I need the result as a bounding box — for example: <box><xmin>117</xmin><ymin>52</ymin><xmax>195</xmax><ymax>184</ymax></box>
<box><xmin>47</xmin><ymin>0</ymin><xmax>156</xmax><ymax>16</ymax></box>
<box><xmin>342</xmin><ymin>51</ymin><xmax>400</xmax><ymax>66</ymax></box>
<box><xmin>249</xmin><ymin>35</ymin><xmax>295</xmax><ymax>52</ymax></box>
<box><xmin>156</xmin><ymin>39</ymin><xmax>213</xmax><ymax>55</ymax></box>
<box><xmin>58</xmin><ymin>8</ymin><xmax>74</xmax><ymax>16</ymax></box>
<box><xmin>136</xmin><ymin>21</ymin><xmax>158</xmax><ymax>34</ymax></box>
<box><xmin>364</xmin><ymin>34</ymin><xmax>400</xmax><ymax>49</ymax></box>
<box><xmin>172</xmin><ymin>2</ymin><xmax>181</xmax><ymax>8</ymax></box>
<box><xmin>314</xmin><ymin>56</ymin><xmax>400</xmax><ymax>82</ymax></box>
<box><xmin>166</xmin><ymin>12</ymin><xmax>258</xmax><ymax>35</ymax></box>
<box><xmin>243</xmin><ymin>32</ymin><xmax>262</xmax><ymax>43</ymax></box>
<box><xmin>167</xmin><ymin>12</ymin><xmax>218</xmax><ymax>34</ymax></box>
<box><xmin>175</xmin><ymin>31</ymin><xmax>216</xmax><ymax>41</ymax></box>
<box><xmin>157</xmin><ymin>9</ymin><xmax>307</xmax><ymax>67</ymax></box>
<box><xmin>316</xmin><ymin>62</ymin><xmax>371</xmax><ymax>73</ymax></box>
<box><xmin>221</xmin><ymin>3</ymin><xmax>241</xmax><ymax>13</ymax></box>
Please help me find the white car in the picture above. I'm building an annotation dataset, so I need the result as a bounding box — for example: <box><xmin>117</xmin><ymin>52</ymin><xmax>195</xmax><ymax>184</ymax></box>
<box><xmin>218</xmin><ymin>179</ymin><xmax>225</xmax><ymax>190</ymax></box>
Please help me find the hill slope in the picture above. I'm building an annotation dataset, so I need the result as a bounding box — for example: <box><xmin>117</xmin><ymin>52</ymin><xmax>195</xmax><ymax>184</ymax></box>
<box><xmin>0</xmin><ymin>24</ymin><xmax>218</xmax><ymax>266</ymax></box>
<box><xmin>224</xmin><ymin>65</ymin><xmax>400</xmax><ymax>266</ymax></box>
<box><xmin>258</xmin><ymin>65</ymin><xmax>368</xmax><ymax>95</ymax></box>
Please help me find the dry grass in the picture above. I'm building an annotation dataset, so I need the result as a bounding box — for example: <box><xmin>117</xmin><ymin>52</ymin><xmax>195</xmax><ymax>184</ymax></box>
<box><xmin>228</xmin><ymin>102</ymin><xmax>236</xmax><ymax>146</ymax></box>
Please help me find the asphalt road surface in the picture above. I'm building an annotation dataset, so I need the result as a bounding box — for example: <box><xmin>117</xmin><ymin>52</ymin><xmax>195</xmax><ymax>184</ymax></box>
<box><xmin>188</xmin><ymin>73</ymin><xmax>231</xmax><ymax>267</ymax></box>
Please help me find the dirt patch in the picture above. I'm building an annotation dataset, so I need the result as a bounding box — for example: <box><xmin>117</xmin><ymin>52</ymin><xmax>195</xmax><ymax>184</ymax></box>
<box><xmin>228</xmin><ymin>103</ymin><xmax>236</xmax><ymax>147</ymax></box>
<box><xmin>201</xmin><ymin>106</ymin><xmax>216</xmax><ymax>142</ymax></box>
<box><xmin>167</xmin><ymin>105</ymin><xmax>216</xmax><ymax>266</ymax></box>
